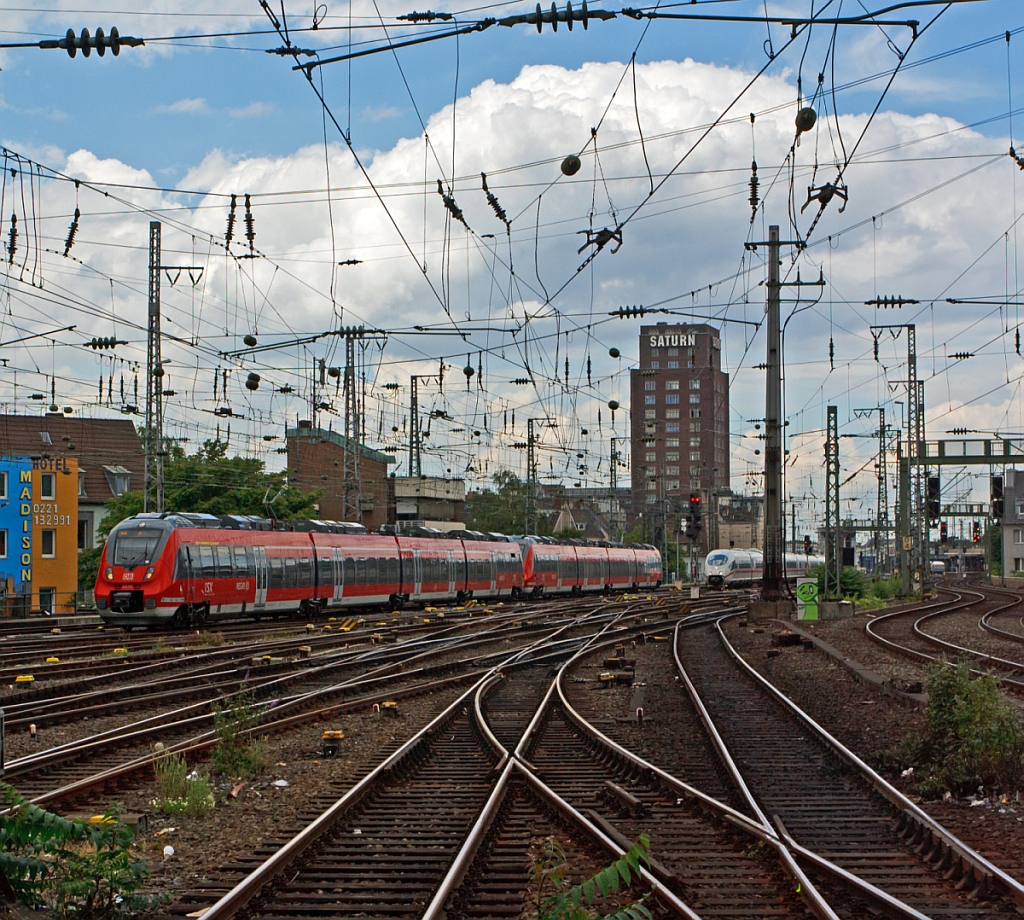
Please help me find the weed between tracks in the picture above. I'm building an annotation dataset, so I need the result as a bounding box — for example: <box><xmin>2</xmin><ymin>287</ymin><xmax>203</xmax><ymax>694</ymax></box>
<box><xmin>528</xmin><ymin>834</ymin><xmax>652</xmax><ymax>920</ymax></box>
<box><xmin>211</xmin><ymin>688</ymin><xmax>268</xmax><ymax>779</ymax></box>
<box><xmin>151</xmin><ymin>749</ymin><xmax>214</xmax><ymax>817</ymax></box>
<box><xmin>876</xmin><ymin>658</ymin><xmax>1024</xmax><ymax>797</ymax></box>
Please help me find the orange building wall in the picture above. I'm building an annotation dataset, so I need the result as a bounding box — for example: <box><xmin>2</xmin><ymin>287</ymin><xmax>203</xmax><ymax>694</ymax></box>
<box><xmin>30</xmin><ymin>458</ymin><xmax>79</xmax><ymax>613</ymax></box>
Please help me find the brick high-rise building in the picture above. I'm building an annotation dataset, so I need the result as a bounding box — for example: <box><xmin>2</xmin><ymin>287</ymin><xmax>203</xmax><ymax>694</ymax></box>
<box><xmin>629</xmin><ymin>323</ymin><xmax>729</xmax><ymax>553</ymax></box>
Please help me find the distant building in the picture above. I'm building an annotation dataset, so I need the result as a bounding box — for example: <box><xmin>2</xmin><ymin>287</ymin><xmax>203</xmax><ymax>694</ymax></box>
<box><xmin>286</xmin><ymin>423</ymin><xmax>395</xmax><ymax>530</ymax></box>
<box><xmin>1001</xmin><ymin>469</ymin><xmax>1024</xmax><ymax>575</ymax></box>
<box><xmin>0</xmin><ymin>455</ymin><xmax>79</xmax><ymax>613</ymax></box>
<box><xmin>716</xmin><ymin>493</ymin><xmax>763</xmax><ymax>550</ymax></box>
<box><xmin>0</xmin><ymin>413</ymin><xmax>144</xmax><ymax>550</ymax></box>
<box><xmin>393</xmin><ymin>477</ymin><xmax>467</xmax><ymax>530</ymax></box>
<box><xmin>630</xmin><ymin>322</ymin><xmax>730</xmax><ymax>553</ymax></box>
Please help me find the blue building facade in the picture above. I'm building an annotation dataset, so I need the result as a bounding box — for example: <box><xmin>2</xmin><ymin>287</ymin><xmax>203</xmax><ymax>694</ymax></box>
<box><xmin>0</xmin><ymin>457</ymin><xmax>33</xmax><ymax>597</ymax></box>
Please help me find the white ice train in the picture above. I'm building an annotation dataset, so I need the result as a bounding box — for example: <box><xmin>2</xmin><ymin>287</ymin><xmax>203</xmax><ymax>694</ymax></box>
<box><xmin>703</xmin><ymin>548</ymin><xmax>826</xmax><ymax>588</ymax></box>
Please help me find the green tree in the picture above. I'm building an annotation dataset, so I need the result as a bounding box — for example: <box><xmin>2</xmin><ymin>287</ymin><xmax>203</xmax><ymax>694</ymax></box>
<box><xmin>466</xmin><ymin>470</ymin><xmax>551</xmax><ymax>536</ymax></box>
<box><xmin>78</xmin><ymin>439</ymin><xmax>320</xmax><ymax>591</ymax></box>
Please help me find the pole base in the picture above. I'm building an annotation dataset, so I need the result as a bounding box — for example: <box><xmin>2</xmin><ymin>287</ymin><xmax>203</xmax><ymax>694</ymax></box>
<box><xmin>748</xmin><ymin>598</ymin><xmax>796</xmax><ymax>621</ymax></box>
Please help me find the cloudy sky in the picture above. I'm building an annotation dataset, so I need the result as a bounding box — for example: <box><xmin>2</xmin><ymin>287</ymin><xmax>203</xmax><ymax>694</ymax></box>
<box><xmin>0</xmin><ymin>0</ymin><xmax>1022</xmax><ymax>533</ymax></box>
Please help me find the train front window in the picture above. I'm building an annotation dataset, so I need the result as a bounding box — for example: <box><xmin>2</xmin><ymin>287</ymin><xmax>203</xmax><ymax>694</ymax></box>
<box><xmin>111</xmin><ymin>524</ymin><xmax>168</xmax><ymax>568</ymax></box>
<box><xmin>707</xmin><ymin>553</ymin><xmax>728</xmax><ymax>566</ymax></box>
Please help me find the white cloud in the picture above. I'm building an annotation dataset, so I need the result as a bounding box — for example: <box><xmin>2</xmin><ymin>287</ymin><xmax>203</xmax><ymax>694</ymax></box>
<box><xmin>229</xmin><ymin>102</ymin><xmax>275</xmax><ymax>118</ymax></box>
<box><xmin>363</xmin><ymin>105</ymin><xmax>402</xmax><ymax>122</ymax></box>
<box><xmin>3</xmin><ymin>56</ymin><xmax>1019</xmax><ymax>503</ymax></box>
<box><xmin>157</xmin><ymin>97</ymin><xmax>209</xmax><ymax>114</ymax></box>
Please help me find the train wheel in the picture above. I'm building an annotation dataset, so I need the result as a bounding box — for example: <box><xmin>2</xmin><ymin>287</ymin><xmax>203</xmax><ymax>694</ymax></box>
<box><xmin>169</xmin><ymin>607</ymin><xmax>188</xmax><ymax>630</ymax></box>
<box><xmin>389</xmin><ymin>594</ymin><xmax>404</xmax><ymax>612</ymax></box>
<box><xmin>511</xmin><ymin>586</ymin><xmax>522</xmax><ymax>600</ymax></box>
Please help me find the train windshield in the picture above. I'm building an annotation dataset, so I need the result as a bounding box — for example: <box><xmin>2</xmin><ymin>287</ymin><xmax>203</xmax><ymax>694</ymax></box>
<box><xmin>110</xmin><ymin>523</ymin><xmax>169</xmax><ymax>568</ymax></box>
<box><xmin>707</xmin><ymin>553</ymin><xmax>729</xmax><ymax>566</ymax></box>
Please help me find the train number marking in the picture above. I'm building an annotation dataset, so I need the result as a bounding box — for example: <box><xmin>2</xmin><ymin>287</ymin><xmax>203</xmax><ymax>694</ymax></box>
<box><xmin>203</xmin><ymin>581</ymin><xmax>213</xmax><ymax>594</ymax></box>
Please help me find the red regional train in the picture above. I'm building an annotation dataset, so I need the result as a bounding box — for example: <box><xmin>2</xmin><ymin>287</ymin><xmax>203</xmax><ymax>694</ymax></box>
<box><xmin>94</xmin><ymin>513</ymin><xmax>663</xmax><ymax>628</ymax></box>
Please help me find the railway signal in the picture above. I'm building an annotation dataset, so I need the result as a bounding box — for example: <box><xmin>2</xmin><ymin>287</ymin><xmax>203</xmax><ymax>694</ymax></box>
<box><xmin>972</xmin><ymin>521</ymin><xmax>981</xmax><ymax>543</ymax></box>
<box><xmin>940</xmin><ymin>522</ymin><xmax>947</xmax><ymax>544</ymax></box>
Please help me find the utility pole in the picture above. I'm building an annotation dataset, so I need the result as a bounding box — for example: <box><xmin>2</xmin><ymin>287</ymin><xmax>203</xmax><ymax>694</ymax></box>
<box><xmin>144</xmin><ymin>221</ymin><xmax>202</xmax><ymax>513</ymax></box>
<box><xmin>342</xmin><ymin>331</ymin><xmax>363</xmax><ymax>522</ymax></box>
<box><xmin>144</xmin><ymin>222</ymin><xmax>162</xmax><ymax>513</ymax></box>
<box><xmin>526</xmin><ymin>418</ymin><xmax>538</xmax><ymax>535</ymax></box>
<box><xmin>877</xmin><ymin>408</ymin><xmax>888</xmax><ymax>575</ymax></box>
<box><xmin>744</xmin><ymin>226</ymin><xmax>822</xmax><ymax>603</ymax></box>
<box><xmin>824</xmin><ymin>406</ymin><xmax>841</xmax><ymax>599</ymax></box>
<box><xmin>870</xmin><ymin>322</ymin><xmax>926</xmax><ymax>591</ymax></box>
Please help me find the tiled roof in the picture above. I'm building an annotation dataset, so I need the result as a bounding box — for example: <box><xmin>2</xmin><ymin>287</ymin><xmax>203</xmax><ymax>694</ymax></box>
<box><xmin>0</xmin><ymin>414</ymin><xmax>144</xmax><ymax>504</ymax></box>
<box><xmin>286</xmin><ymin>426</ymin><xmax>395</xmax><ymax>465</ymax></box>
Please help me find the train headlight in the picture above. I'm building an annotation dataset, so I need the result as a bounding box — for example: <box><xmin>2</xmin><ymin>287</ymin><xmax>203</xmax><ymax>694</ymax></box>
<box><xmin>144</xmin><ymin>566</ymin><xmax>155</xmax><ymax>581</ymax></box>
<box><xmin>104</xmin><ymin>567</ymin><xmax>113</xmax><ymax>581</ymax></box>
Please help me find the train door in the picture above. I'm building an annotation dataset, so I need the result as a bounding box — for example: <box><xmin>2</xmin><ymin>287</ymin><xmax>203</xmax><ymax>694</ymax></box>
<box><xmin>489</xmin><ymin>552</ymin><xmax>497</xmax><ymax>594</ymax></box>
<box><xmin>332</xmin><ymin>547</ymin><xmax>344</xmax><ymax>604</ymax></box>
<box><xmin>448</xmin><ymin>550</ymin><xmax>456</xmax><ymax>596</ymax></box>
<box><xmin>254</xmin><ymin>546</ymin><xmax>268</xmax><ymax>608</ymax></box>
<box><xmin>182</xmin><ymin>545</ymin><xmax>196</xmax><ymax>607</ymax></box>
<box><xmin>413</xmin><ymin>550</ymin><xmax>422</xmax><ymax>598</ymax></box>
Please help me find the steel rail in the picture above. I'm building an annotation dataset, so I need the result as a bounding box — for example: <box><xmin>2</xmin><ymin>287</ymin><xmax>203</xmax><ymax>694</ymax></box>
<box><xmin>715</xmin><ymin>615</ymin><xmax>1024</xmax><ymax>909</ymax></box>
<box><xmin>192</xmin><ymin>603</ymin><xmax>615</xmax><ymax>920</ymax></box>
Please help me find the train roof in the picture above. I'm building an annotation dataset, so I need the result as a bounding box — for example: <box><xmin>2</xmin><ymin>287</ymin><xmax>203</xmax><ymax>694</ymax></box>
<box><xmin>116</xmin><ymin>514</ymin><xmax>659</xmax><ymax>553</ymax></box>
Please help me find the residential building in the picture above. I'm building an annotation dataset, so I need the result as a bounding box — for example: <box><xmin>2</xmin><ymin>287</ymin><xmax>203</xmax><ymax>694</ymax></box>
<box><xmin>0</xmin><ymin>413</ymin><xmax>143</xmax><ymax>550</ymax></box>
<box><xmin>286</xmin><ymin>422</ymin><xmax>396</xmax><ymax>530</ymax></box>
<box><xmin>0</xmin><ymin>455</ymin><xmax>79</xmax><ymax>614</ymax></box>
<box><xmin>629</xmin><ymin>322</ymin><xmax>730</xmax><ymax>553</ymax></box>
<box><xmin>393</xmin><ymin>476</ymin><xmax>467</xmax><ymax>529</ymax></box>
<box><xmin>1002</xmin><ymin>469</ymin><xmax>1024</xmax><ymax>576</ymax></box>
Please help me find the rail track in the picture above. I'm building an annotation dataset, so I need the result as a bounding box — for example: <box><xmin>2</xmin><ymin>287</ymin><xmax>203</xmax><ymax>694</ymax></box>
<box><xmin>675</xmin><ymin>614</ymin><xmax>1024</xmax><ymax>917</ymax></box>
<box><xmin>865</xmin><ymin>584</ymin><xmax>1024</xmax><ymax>688</ymax></box>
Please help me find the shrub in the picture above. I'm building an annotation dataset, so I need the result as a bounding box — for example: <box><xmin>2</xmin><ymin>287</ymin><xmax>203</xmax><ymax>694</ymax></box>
<box><xmin>919</xmin><ymin>659</ymin><xmax>1024</xmax><ymax>796</ymax></box>
<box><xmin>529</xmin><ymin>834</ymin><xmax>652</xmax><ymax>920</ymax></box>
<box><xmin>810</xmin><ymin>563</ymin><xmax>866</xmax><ymax>599</ymax></box>
<box><xmin>0</xmin><ymin>785</ymin><xmax>161</xmax><ymax>919</ymax></box>
<box><xmin>211</xmin><ymin>688</ymin><xmax>268</xmax><ymax>778</ymax></box>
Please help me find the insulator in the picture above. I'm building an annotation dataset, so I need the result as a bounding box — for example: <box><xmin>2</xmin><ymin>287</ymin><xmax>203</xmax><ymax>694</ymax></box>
<box><xmin>873</xmin><ymin>336</ymin><xmax>879</xmax><ymax>361</ymax></box>
<box><xmin>243</xmin><ymin>193</ymin><xmax>255</xmax><ymax>251</ymax></box>
<box><xmin>481</xmin><ymin>173</ymin><xmax>509</xmax><ymax>227</ymax></box>
<box><xmin>829</xmin><ymin>336</ymin><xmax>834</xmax><ymax>370</ymax></box>
<box><xmin>565</xmin><ymin>356</ymin><xmax>570</xmax><ymax>385</ymax></box>
<box><xmin>587</xmin><ymin>355</ymin><xmax>592</xmax><ymax>386</ymax></box>
<box><xmin>120</xmin><ymin>375</ymin><xmax>125</xmax><ymax>403</ymax></box>
<box><xmin>63</xmin><ymin>208</ymin><xmax>80</xmax><ymax>257</ymax></box>
<box><xmin>243</xmin><ymin>333</ymin><xmax>257</xmax><ymax>347</ymax></box>
<box><xmin>98</xmin><ymin>374</ymin><xmax>103</xmax><ymax>404</ymax></box>
<box><xmin>6</xmin><ymin>213</ymin><xmax>17</xmax><ymax>265</ymax></box>
<box><xmin>225</xmin><ymin>194</ymin><xmax>237</xmax><ymax>246</ymax></box>
<box><xmin>213</xmin><ymin>369</ymin><xmax>219</xmax><ymax>399</ymax></box>
<box><xmin>437</xmin><ymin>180</ymin><xmax>469</xmax><ymax>229</ymax></box>
<box><xmin>748</xmin><ymin>161</ymin><xmax>759</xmax><ymax>211</ymax></box>
<box><xmin>1017</xmin><ymin>327</ymin><xmax>1021</xmax><ymax>356</ymax></box>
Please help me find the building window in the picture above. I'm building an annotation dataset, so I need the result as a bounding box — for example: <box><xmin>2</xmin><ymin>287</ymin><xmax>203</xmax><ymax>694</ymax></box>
<box><xmin>0</xmin><ymin>471</ymin><xmax>6</xmax><ymax>500</ymax></box>
<box><xmin>668</xmin><ymin>348</ymin><xmax>678</xmax><ymax>356</ymax></box>
<box><xmin>690</xmin><ymin>477</ymin><xmax>701</xmax><ymax>490</ymax></box>
<box><xmin>666</xmin><ymin>439</ymin><xmax>679</xmax><ymax>448</ymax></box>
<box><xmin>575</xmin><ymin>522</ymin><xmax>586</xmax><ymax>531</ymax></box>
<box><xmin>691</xmin><ymin>437</ymin><xmax>701</xmax><ymax>447</ymax></box>
<box><xmin>647</xmin><ymin>481</ymin><xmax>657</xmax><ymax>491</ymax></box>
<box><xmin>645</xmin><ymin>395</ymin><xmax>656</xmax><ymax>405</ymax></box>
<box><xmin>41</xmin><ymin>529</ymin><xmax>56</xmax><ymax>558</ymax></box>
<box><xmin>646</xmin><ymin>452</ymin><xmax>656</xmax><ymax>462</ymax></box>
<box><xmin>690</xmin><ymin>465</ymin><xmax>702</xmax><ymax>476</ymax></box>
<box><xmin>668</xmin><ymin>361</ymin><xmax>678</xmax><ymax>369</ymax></box>
<box><xmin>692</xmin><ymin>421</ymin><xmax>701</xmax><ymax>432</ymax></box>
<box><xmin>647</xmin><ymin>493</ymin><xmax>658</xmax><ymax>504</ymax></box>
<box><xmin>690</xmin><ymin>379</ymin><xmax>701</xmax><ymax>389</ymax></box>
<box><xmin>38</xmin><ymin>587</ymin><xmax>55</xmax><ymax>614</ymax></box>
<box><xmin>39</xmin><ymin>432</ymin><xmax>52</xmax><ymax>447</ymax></box>
<box><xmin>103</xmin><ymin>465</ymin><xmax>132</xmax><ymax>496</ymax></box>
<box><xmin>691</xmin><ymin>452</ymin><xmax>701</xmax><ymax>462</ymax></box>
<box><xmin>645</xmin><ymin>380</ymin><xmax>656</xmax><ymax>391</ymax></box>
<box><xmin>666</xmin><ymin>380</ymin><xmax>680</xmax><ymax>390</ymax></box>
<box><xmin>78</xmin><ymin>472</ymin><xmax>86</xmax><ymax>497</ymax></box>
<box><xmin>666</xmin><ymin>409</ymin><xmax>679</xmax><ymax>419</ymax></box>
<box><xmin>666</xmin><ymin>423</ymin><xmax>680</xmax><ymax>433</ymax></box>
<box><xmin>0</xmin><ymin>529</ymin><xmax>6</xmax><ymax>558</ymax></box>
<box><xmin>645</xmin><ymin>409</ymin><xmax>656</xmax><ymax>419</ymax></box>
<box><xmin>666</xmin><ymin>452</ymin><xmax>679</xmax><ymax>462</ymax></box>
<box><xmin>650</xmin><ymin>348</ymin><xmax>659</xmax><ymax>356</ymax></box>
<box><xmin>650</xmin><ymin>361</ymin><xmax>660</xmax><ymax>369</ymax></box>
<box><xmin>40</xmin><ymin>473</ymin><xmax>55</xmax><ymax>500</ymax></box>
<box><xmin>688</xmin><ymin>358</ymin><xmax>694</xmax><ymax>368</ymax></box>
<box><xmin>667</xmin><ymin>481</ymin><xmax>680</xmax><ymax>491</ymax></box>
<box><xmin>1017</xmin><ymin>557</ymin><xmax>1024</xmax><ymax>572</ymax></box>
<box><xmin>666</xmin><ymin>395</ymin><xmax>679</xmax><ymax>405</ymax></box>
<box><xmin>689</xmin><ymin>409</ymin><xmax>701</xmax><ymax>419</ymax></box>
<box><xmin>666</xmin><ymin>466</ymin><xmax>679</xmax><ymax>475</ymax></box>
<box><xmin>689</xmin><ymin>394</ymin><xmax>701</xmax><ymax>405</ymax></box>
